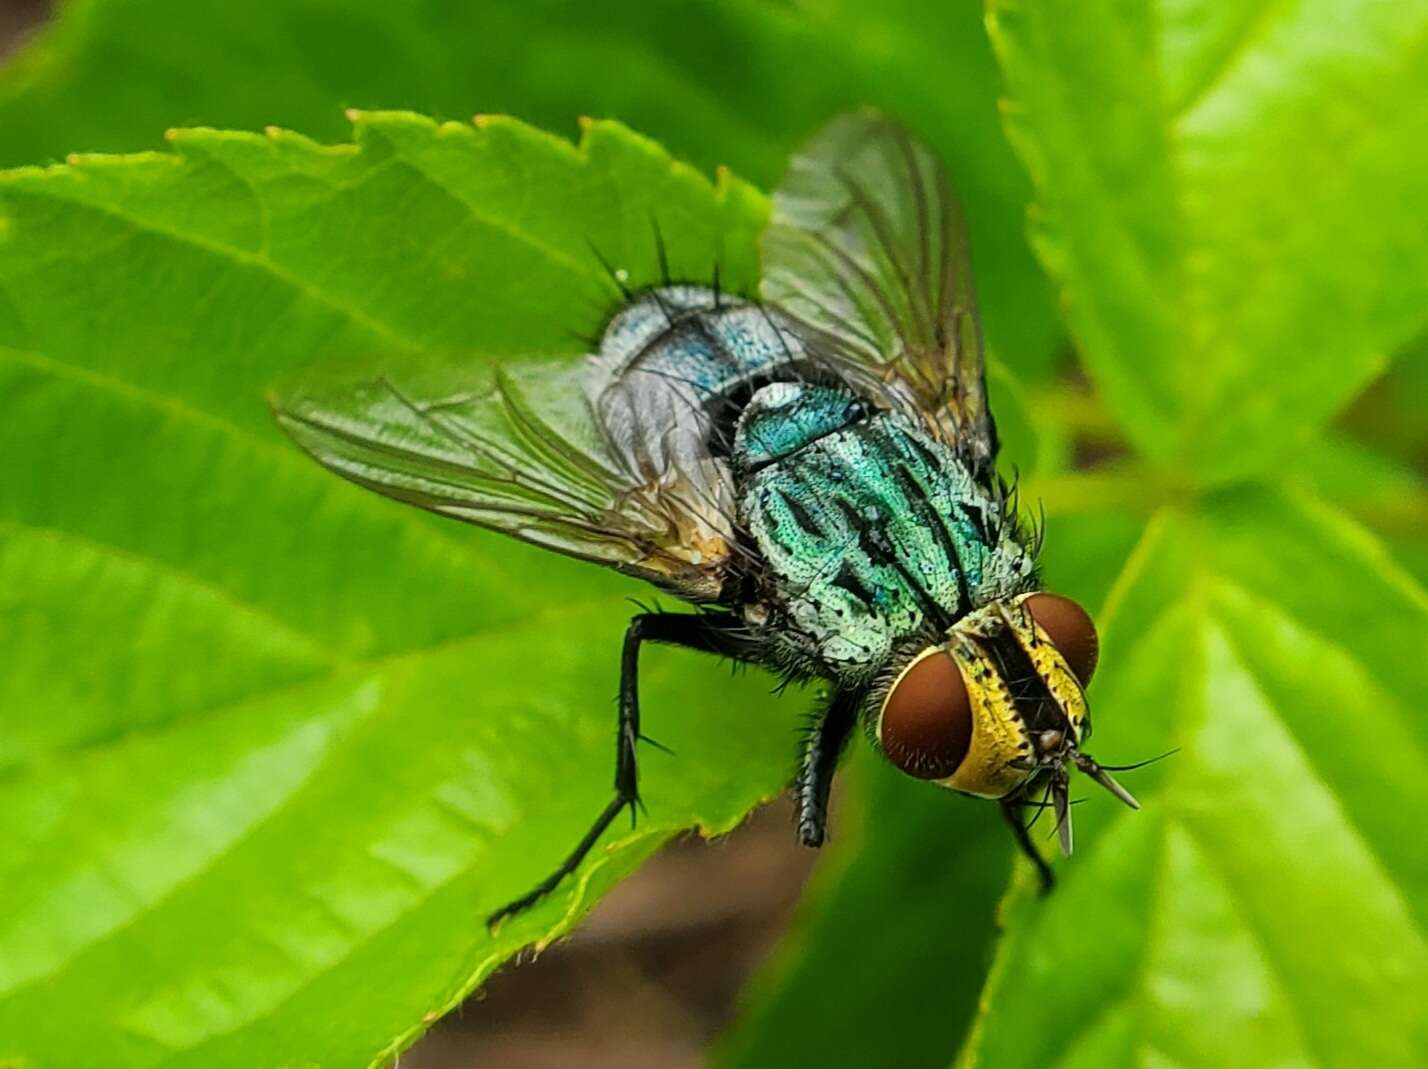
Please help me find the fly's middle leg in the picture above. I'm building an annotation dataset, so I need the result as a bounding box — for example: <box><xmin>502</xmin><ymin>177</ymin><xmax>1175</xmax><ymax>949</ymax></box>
<box><xmin>793</xmin><ymin>687</ymin><xmax>861</xmax><ymax>847</ymax></box>
<box><xmin>486</xmin><ymin>611</ymin><xmax>750</xmax><ymax>930</ymax></box>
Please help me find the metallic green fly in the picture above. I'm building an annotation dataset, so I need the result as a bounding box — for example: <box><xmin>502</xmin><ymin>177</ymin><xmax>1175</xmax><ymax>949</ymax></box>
<box><xmin>274</xmin><ymin>110</ymin><xmax>1139</xmax><ymax>927</ymax></box>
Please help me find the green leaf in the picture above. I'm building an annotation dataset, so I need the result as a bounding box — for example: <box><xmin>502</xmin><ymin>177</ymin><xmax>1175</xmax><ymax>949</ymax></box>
<box><xmin>0</xmin><ymin>113</ymin><xmax>799</xmax><ymax>1068</ymax></box>
<box><xmin>0</xmin><ymin>0</ymin><xmax>1058</xmax><ymax>370</ymax></box>
<box><xmin>962</xmin><ymin>488</ymin><xmax>1428</xmax><ymax>1068</ymax></box>
<box><xmin>1340</xmin><ymin>344</ymin><xmax>1428</xmax><ymax>481</ymax></box>
<box><xmin>988</xmin><ymin>0</ymin><xmax>1428</xmax><ymax>481</ymax></box>
<box><xmin>1288</xmin><ymin>434</ymin><xmax>1428</xmax><ymax>548</ymax></box>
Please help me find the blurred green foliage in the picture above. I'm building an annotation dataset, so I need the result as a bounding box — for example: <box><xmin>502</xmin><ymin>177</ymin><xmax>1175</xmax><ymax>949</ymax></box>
<box><xmin>1</xmin><ymin>1</ymin><xmax>1426</xmax><ymax>1068</ymax></box>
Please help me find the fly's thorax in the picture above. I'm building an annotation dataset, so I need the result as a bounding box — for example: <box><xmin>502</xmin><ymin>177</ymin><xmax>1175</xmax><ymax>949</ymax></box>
<box><xmin>736</xmin><ymin>405</ymin><xmax>1036</xmax><ymax>685</ymax></box>
<box><xmin>872</xmin><ymin>593</ymin><xmax>1097</xmax><ymax>798</ymax></box>
<box><xmin>737</xmin><ymin>414</ymin><xmax>936</xmax><ymax>683</ymax></box>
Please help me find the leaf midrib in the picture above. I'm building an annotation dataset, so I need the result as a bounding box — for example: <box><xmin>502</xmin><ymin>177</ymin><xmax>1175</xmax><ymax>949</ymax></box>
<box><xmin>1147</xmin><ymin>569</ymin><xmax>1422</xmax><ymax>1064</ymax></box>
<box><xmin>3</xmin><ymin>166</ymin><xmax>423</xmax><ymax>355</ymax></box>
<box><xmin>2</xmin><ymin>579</ymin><xmax>626</xmax><ymax>779</ymax></box>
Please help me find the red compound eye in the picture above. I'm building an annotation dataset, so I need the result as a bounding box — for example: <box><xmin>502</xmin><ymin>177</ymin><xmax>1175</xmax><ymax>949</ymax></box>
<box><xmin>878</xmin><ymin>648</ymin><xmax>972</xmax><ymax>780</ymax></box>
<box><xmin>1024</xmin><ymin>592</ymin><xmax>1099</xmax><ymax>685</ymax></box>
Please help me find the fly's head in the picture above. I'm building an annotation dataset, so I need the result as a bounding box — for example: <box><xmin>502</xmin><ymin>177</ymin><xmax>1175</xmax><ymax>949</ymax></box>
<box><xmin>871</xmin><ymin>592</ymin><xmax>1138</xmax><ymax>854</ymax></box>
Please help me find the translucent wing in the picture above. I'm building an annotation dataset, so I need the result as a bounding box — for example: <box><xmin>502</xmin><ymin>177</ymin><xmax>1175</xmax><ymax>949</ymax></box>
<box><xmin>272</xmin><ymin>356</ymin><xmax>734</xmax><ymax>600</ymax></box>
<box><xmin>761</xmin><ymin>109</ymin><xmax>998</xmax><ymax>481</ymax></box>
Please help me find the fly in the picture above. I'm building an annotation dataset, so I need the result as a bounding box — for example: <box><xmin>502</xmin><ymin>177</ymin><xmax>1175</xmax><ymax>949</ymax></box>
<box><xmin>273</xmin><ymin>109</ymin><xmax>1141</xmax><ymax>929</ymax></box>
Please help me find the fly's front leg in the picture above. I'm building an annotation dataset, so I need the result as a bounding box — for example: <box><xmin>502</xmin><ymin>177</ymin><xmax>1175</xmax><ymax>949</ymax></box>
<box><xmin>615</xmin><ymin>612</ymin><xmax>752</xmax><ymax>822</ymax></box>
<box><xmin>1000</xmin><ymin>796</ymin><xmax>1055</xmax><ymax>894</ymax></box>
<box><xmin>486</xmin><ymin>611</ymin><xmax>748</xmax><ymax>929</ymax></box>
<box><xmin>794</xmin><ymin>688</ymin><xmax>862</xmax><ymax>847</ymax></box>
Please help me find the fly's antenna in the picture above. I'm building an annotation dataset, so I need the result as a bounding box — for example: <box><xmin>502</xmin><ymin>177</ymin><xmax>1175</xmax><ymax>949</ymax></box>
<box><xmin>1069</xmin><ymin>747</ymin><xmax>1141</xmax><ymax>811</ymax></box>
<box><xmin>1094</xmin><ymin>749</ymin><xmax>1180</xmax><ymax>773</ymax></box>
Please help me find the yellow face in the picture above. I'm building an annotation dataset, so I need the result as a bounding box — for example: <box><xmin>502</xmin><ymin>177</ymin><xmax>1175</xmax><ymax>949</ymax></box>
<box><xmin>938</xmin><ymin>596</ymin><xmax>1090</xmax><ymax>796</ymax></box>
<box><xmin>874</xmin><ymin>592</ymin><xmax>1098</xmax><ymax>799</ymax></box>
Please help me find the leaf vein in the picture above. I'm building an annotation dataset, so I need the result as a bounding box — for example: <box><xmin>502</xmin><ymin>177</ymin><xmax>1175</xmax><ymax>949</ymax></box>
<box><xmin>7</xmin><ymin>181</ymin><xmax>423</xmax><ymax>354</ymax></box>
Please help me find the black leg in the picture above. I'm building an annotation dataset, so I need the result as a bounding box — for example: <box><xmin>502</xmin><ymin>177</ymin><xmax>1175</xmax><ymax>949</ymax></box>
<box><xmin>486</xmin><ymin>611</ymin><xmax>749</xmax><ymax>929</ymax></box>
<box><xmin>794</xmin><ymin>688</ymin><xmax>862</xmax><ymax>847</ymax></box>
<box><xmin>1000</xmin><ymin>797</ymin><xmax>1055</xmax><ymax>894</ymax></box>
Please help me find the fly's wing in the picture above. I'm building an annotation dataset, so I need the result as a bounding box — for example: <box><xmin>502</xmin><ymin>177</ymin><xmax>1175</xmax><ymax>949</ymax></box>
<box><xmin>272</xmin><ymin>358</ymin><xmax>734</xmax><ymax>600</ymax></box>
<box><xmin>762</xmin><ymin>109</ymin><xmax>998</xmax><ymax>482</ymax></box>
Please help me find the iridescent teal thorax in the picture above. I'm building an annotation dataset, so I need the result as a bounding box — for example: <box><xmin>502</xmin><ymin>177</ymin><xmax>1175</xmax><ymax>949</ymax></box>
<box><xmin>587</xmin><ymin>286</ymin><xmax>1037</xmax><ymax>687</ymax></box>
<box><xmin>734</xmin><ymin>384</ymin><xmax>1035</xmax><ymax>684</ymax></box>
